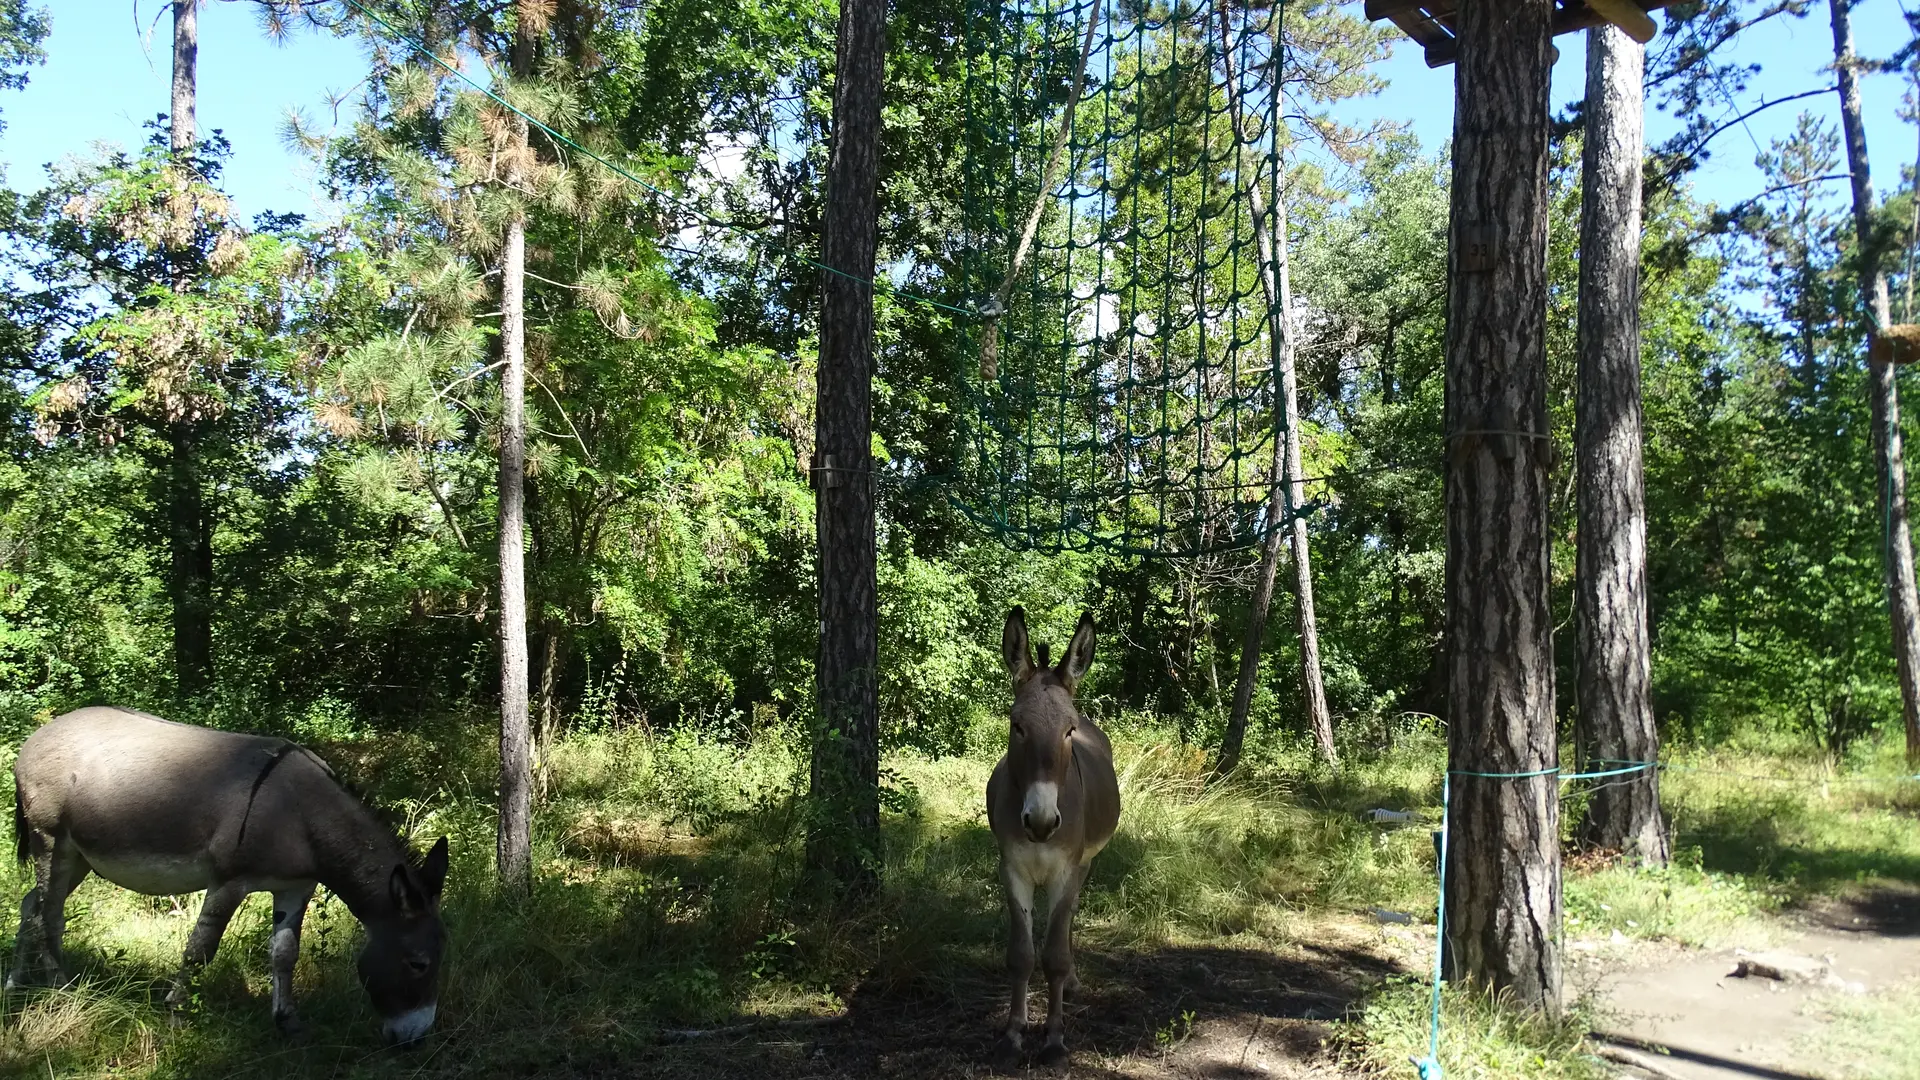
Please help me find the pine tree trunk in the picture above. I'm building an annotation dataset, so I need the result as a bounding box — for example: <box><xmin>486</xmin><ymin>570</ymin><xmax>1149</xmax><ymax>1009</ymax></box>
<box><xmin>495</xmin><ymin>26</ymin><xmax>535</xmax><ymax>898</ymax></box>
<box><xmin>1575</xmin><ymin>26</ymin><xmax>1668</xmax><ymax>865</ymax></box>
<box><xmin>167</xmin><ymin>424</ymin><xmax>212</xmax><ymax>695</ymax></box>
<box><xmin>534</xmin><ymin>625</ymin><xmax>562</xmax><ymax>801</ymax></box>
<box><xmin>1831</xmin><ymin>0</ymin><xmax>1920</xmax><ymax>767</ymax></box>
<box><xmin>1279</xmin><ymin>198</ymin><xmax>1334</xmax><ymax>766</ymax></box>
<box><xmin>170</xmin><ymin>1</ymin><xmax>196</xmax><ymax>158</ymax></box>
<box><xmin>166</xmin><ymin>1</ymin><xmax>212</xmax><ymax>697</ymax></box>
<box><xmin>1223</xmin><ymin>503</ymin><xmax>1281</xmax><ymax>775</ymax></box>
<box><xmin>808</xmin><ymin>0</ymin><xmax>885</xmax><ymax>896</ymax></box>
<box><xmin>1216</xmin><ymin>0</ymin><xmax>1333</xmax><ymax>775</ymax></box>
<box><xmin>1442</xmin><ymin>0</ymin><xmax>1562</xmax><ymax>1016</ymax></box>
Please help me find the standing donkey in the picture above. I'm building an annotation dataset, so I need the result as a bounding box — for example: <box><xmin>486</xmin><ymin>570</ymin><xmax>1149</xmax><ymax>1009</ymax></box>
<box><xmin>987</xmin><ymin>607</ymin><xmax>1121</xmax><ymax>1068</ymax></box>
<box><xmin>9</xmin><ymin>706</ymin><xmax>449</xmax><ymax>1044</ymax></box>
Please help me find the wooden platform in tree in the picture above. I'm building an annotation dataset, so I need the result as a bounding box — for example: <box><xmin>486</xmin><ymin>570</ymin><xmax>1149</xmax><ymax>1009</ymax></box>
<box><xmin>1365</xmin><ymin>0</ymin><xmax>1677</xmax><ymax>67</ymax></box>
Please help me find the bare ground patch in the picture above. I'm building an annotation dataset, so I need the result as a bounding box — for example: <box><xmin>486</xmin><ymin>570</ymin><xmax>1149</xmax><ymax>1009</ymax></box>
<box><xmin>563</xmin><ymin>931</ymin><xmax>1403</xmax><ymax>1079</ymax></box>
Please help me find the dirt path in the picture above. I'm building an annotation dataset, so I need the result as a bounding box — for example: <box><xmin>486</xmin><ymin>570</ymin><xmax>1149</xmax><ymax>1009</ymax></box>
<box><xmin>613</xmin><ymin>889</ymin><xmax>1920</xmax><ymax>1079</ymax></box>
<box><xmin>1580</xmin><ymin>887</ymin><xmax>1920</xmax><ymax>1080</ymax></box>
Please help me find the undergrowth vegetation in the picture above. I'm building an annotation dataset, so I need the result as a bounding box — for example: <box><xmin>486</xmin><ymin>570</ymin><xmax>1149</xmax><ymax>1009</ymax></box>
<box><xmin>0</xmin><ymin>705</ymin><xmax>1915</xmax><ymax>1078</ymax></box>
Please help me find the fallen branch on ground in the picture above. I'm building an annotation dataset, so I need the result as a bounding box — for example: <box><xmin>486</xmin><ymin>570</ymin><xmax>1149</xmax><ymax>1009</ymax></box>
<box><xmin>1591</xmin><ymin>1040</ymin><xmax>1689</xmax><ymax>1080</ymax></box>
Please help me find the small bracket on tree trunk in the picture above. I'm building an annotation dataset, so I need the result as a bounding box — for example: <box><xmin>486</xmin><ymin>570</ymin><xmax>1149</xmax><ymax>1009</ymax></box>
<box><xmin>1458</xmin><ymin>225</ymin><xmax>1495</xmax><ymax>273</ymax></box>
<box><xmin>810</xmin><ymin>453</ymin><xmax>842</xmax><ymax>490</ymax></box>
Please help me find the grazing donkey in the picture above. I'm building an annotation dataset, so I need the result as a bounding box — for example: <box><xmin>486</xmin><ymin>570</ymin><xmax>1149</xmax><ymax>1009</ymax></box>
<box><xmin>8</xmin><ymin>706</ymin><xmax>448</xmax><ymax>1044</ymax></box>
<box><xmin>987</xmin><ymin>607</ymin><xmax>1121</xmax><ymax>1068</ymax></box>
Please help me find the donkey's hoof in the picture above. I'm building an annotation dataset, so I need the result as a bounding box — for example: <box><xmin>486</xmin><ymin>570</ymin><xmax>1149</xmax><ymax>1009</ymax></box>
<box><xmin>991</xmin><ymin>1034</ymin><xmax>1024</xmax><ymax>1072</ymax></box>
<box><xmin>1038</xmin><ymin>1040</ymin><xmax>1070</xmax><ymax>1067</ymax></box>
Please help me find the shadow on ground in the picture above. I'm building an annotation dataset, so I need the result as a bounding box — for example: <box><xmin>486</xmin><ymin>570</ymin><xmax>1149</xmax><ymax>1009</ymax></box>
<box><xmin>1795</xmin><ymin>881</ymin><xmax>1920</xmax><ymax>938</ymax></box>
<box><xmin>1682</xmin><ymin>796</ymin><xmax>1920</xmax><ymax>897</ymax></box>
<box><xmin>1592</xmin><ymin>1033</ymin><xmax>1829</xmax><ymax>1080</ymax></box>
<box><xmin>630</xmin><ymin>940</ymin><xmax>1396</xmax><ymax>1079</ymax></box>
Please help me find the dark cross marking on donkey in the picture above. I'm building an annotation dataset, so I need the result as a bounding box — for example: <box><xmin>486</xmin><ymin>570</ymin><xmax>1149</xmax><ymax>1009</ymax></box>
<box><xmin>8</xmin><ymin>706</ymin><xmax>449</xmax><ymax>1044</ymax></box>
<box><xmin>987</xmin><ymin>607</ymin><xmax>1122</xmax><ymax>1069</ymax></box>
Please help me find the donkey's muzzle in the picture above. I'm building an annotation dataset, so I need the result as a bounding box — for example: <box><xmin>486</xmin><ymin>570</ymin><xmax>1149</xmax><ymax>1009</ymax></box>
<box><xmin>383</xmin><ymin>1003</ymin><xmax>436</xmax><ymax>1046</ymax></box>
<box><xmin>1022</xmin><ymin>810</ymin><xmax>1060</xmax><ymax>843</ymax></box>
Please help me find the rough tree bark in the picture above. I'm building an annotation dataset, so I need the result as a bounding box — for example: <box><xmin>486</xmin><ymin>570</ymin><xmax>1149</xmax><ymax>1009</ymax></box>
<box><xmin>1441</xmin><ymin>0</ymin><xmax>1562</xmax><ymax>1016</ymax></box>
<box><xmin>1830</xmin><ymin>0</ymin><xmax>1920</xmax><ymax>767</ymax></box>
<box><xmin>496</xmin><ymin>16</ymin><xmax>535</xmax><ymax>898</ymax></box>
<box><xmin>534</xmin><ymin>624</ymin><xmax>562</xmax><ymax>801</ymax></box>
<box><xmin>171</xmin><ymin>0</ymin><xmax>196</xmax><ymax>157</ymax></box>
<box><xmin>1575</xmin><ymin>26</ymin><xmax>1668</xmax><ymax>865</ymax></box>
<box><xmin>1216</xmin><ymin>0</ymin><xmax>1334</xmax><ymax>775</ymax></box>
<box><xmin>808</xmin><ymin>0</ymin><xmax>886</xmax><ymax>896</ymax></box>
<box><xmin>167</xmin><ymin>0</ymin><xmax>213</xmax><ymax>696</ymax></box>
<box><xmin>167</xmin><ymin>423</ymin><xmax>212</xmax><ymax>695</ymax></box>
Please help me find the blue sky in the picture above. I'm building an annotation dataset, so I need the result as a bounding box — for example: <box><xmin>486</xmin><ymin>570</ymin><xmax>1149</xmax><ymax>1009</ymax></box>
<box><xmin>2</xmin><ymin>0</ymin><xmax>1915</xmax><ymax>223</ymax></box>
<box><xmin>1342</xmin><ymin>0</ymin><xmax>1917</xmax><ymax>210</ymax></box>
<box><xmin>1</xmin><ymin>0</ymin><xmax>367</xmax><ymax>221</ymax></box>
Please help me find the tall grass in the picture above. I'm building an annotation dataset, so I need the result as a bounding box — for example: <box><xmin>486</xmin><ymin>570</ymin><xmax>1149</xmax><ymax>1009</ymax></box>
<box><xmin>0</xmin><ymin>711</ymin><xmax>1914</xmax><ymax>1077</ymax></box>
<box><xmin>1345</xmin><ymin>978</ymin><xmax>1607</xmax><ymax>1080</ymax></box>
<box><xmin>0</xmin><ymin>713</ymin><xmax>1438</xmax><ymax>1076</ymax></box>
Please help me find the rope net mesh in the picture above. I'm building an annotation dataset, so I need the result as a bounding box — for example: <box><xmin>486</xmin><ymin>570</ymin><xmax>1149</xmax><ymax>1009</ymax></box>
<box><xmin>956</xmin><ymin>0</ymin><xmax>1291</xmax><ymax>557</ymax></box>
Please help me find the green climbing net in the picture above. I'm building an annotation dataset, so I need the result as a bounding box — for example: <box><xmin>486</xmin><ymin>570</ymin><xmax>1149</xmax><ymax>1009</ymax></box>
<box><xmin>956</xmin><ymin>0</ymin><xmax>1292</xmax><ymax>557</ymax></box>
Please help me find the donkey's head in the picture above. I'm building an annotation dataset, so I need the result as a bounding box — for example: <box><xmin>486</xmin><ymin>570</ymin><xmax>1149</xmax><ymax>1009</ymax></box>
<box><xmin>358</xmin><ymin>835</ymin><xmax>449</xmax><ymax>1045</ymax></box>
<box><xmin>1001</xmin><ymin>606</ymin><xmax>1096</xmax><ymax>843</ymax></box>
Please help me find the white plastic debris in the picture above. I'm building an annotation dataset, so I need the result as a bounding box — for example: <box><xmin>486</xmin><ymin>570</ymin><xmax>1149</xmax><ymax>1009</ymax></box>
<box><xmin>1369</xmin><ymin>907</ymin><xmax>1414</xmax><ymax>924</ymax></box>
<box><xmin>1365</xmin><ymin>808</ymin><xmax>1416</xmax><ymax>824</ymax></box>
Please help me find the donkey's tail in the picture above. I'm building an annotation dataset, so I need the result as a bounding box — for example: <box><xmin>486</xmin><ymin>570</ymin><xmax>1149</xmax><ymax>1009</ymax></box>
<box><xmin>12</xmin><ymin>785</ymin><xmax>26</xmax><ymax>866</ymax></box>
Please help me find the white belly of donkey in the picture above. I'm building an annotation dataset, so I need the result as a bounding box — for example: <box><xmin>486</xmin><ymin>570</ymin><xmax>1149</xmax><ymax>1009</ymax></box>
<box><xmin>78</xmin><ymin>848</ymin><xmax>215</xmax><ymax>896</ymax></box>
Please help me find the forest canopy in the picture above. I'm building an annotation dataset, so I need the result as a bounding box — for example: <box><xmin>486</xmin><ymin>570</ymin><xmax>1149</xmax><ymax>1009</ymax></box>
<box><xmin>0</xmin><ymin>0</ymin><xmax>1913</xmax><ymax>776</ymax></box>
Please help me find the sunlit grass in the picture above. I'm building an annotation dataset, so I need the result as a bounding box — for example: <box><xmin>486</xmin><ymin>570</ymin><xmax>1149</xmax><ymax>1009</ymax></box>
<box><xmin>1344</xmin><ymin>977</ymin><xmax>1609</xmax><ymax>1080</ymax></box>
<box><xmin>1552</xmin><ymin>739</ymin><xmax>1920</xmax><ymax>952</ymax></box>
<box><xmin>1799</xmin><ymin>977</ymin><xmax>1920</xmax><ymax>1079</ymax></box>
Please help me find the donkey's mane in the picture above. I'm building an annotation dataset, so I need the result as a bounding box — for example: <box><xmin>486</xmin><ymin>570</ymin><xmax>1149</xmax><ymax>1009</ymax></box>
<box><xmin>281</xmin><ymin>738</ymin><xmax>424</xmax><ymax>864</ymax></box>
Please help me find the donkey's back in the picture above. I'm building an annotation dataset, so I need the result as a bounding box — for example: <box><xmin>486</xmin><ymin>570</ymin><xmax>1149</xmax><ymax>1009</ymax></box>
<box><xmin>14</xmin><ymin>706</ymin><xmax>329</xmax><ymax>894</ymax></box>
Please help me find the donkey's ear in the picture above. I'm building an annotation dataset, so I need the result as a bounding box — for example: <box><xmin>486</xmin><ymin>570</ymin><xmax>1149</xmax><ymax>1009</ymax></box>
<box><xmin>419</xmin><ymin>836</ymin><xmax>449</xmax><ymax>899</ymax></box>
<box><xmin>1058</xmin><ymin>611</ymin><xmax>1096</xmax><ymax>691</ymax></box>
<box><xmin>1002</xmin><ymin>606</ymin><xmax>1036</xmax><ymax>683</ymax></box>
<box><xmin>389</xmin><ymin>863</ymin><xmax>428</xmax><ymax>918</ymax></box>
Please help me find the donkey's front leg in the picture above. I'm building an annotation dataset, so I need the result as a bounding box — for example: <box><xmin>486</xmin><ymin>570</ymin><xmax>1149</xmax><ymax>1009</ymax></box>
<box><xmin>269</xmin><ymin>884</ymin><xmax>315</xmax><ymax>1035</ymax></box>
<box><xmin>167</xmin><ymin>882</ymin><xmax>245</xmax><ymax>1011</ymax></box>
<box><xmin>1037</xmin><ymin>861</ymin><xmax>1091</xmax><ymax>1066</ymax></box>
<box><xmin>994</xmin><ymin>859</ymin><xmax>1035</xmax><ymax>1071</ymax></box>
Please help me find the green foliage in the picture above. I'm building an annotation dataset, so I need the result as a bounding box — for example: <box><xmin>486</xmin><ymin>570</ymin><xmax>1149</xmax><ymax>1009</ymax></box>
<box><xmin>0</xmin><ymin>3</ymin><xmax>1917</xmax><ymax>1075</ymax></box>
